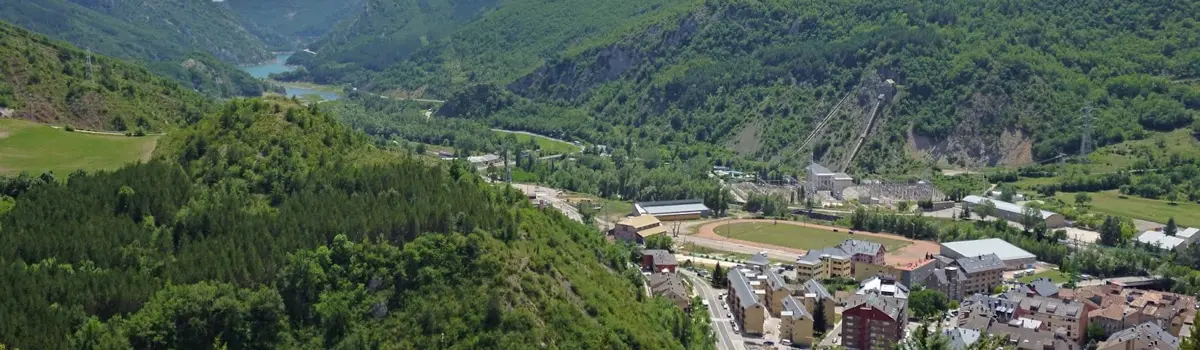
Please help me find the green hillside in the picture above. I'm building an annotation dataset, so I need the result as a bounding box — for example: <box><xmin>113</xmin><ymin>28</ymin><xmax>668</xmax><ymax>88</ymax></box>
<box><xmin>0</xmin><ymin>21</ymin><xmax>211</xmax><ymax>131</ymax></box>
<box><xmin>0</xmin><ymin>119</ymin><xmax>157</xmax><ymax>176</ymax></box>
<box><xmin>0</xmin><ymin>97</ymin><xmax>710</xmax><ymax>349</ymax></box>
<box><xmin>224</xmin><ymin>0</ymin><xmax>366</xmax><ymax>50</ymax></box>
<box><xmin>0</xmin><ymin>1</ymin><xmax>276</xmax><ymax>97</ymax></box>
<box><xmin>294</xmin><ymin>0</ymin><xmax>1200</xmax><ymax>175</ymax></box>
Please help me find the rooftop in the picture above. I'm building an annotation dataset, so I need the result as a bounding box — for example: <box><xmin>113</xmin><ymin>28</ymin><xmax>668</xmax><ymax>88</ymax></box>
<box><xmin>956</xmin><ymin>253</ymin><xmax>1006</xmax><ymax>274</ymax></box>
<box><xmin>728</xmin><ymin>269</ymin><xmax>762</xmax><ymax>309</ymax></box>
<box><xmin>782</xmin><ymin>296</ymin><xmax>813</xmax><ymax>320</ymax></box>
<box><xmin>963</xmin><ymin>195</ymin><xmax>1060</xmax><ymax>219</ymax></box>
<box><xmin>942</xmin><ymin>238</ymin><xmax>1036</xmax><ymax>262</ymax></box>
<box><xmin>845</xmin><ymin>292</ymin><xmax>907</xmax><ymax>320</ymax></box>
<box><xmin>643</xmin><ymin>249</ymin><xmax>677</xmax><ymax>267</ymax></box>
<box><xmin>1099</xmin><ymin>322</ymin><xmax>1179</xmax><ymax>350</ymax></box>
<box><xmin>803</xmin><ymin>279</ymin><xmax>835</xmax><ymax>301</ymax></box>
<box><xmin>1018</xmin><ymin>278</ymin><xmax>1061</xmax><ymax>298</ymax></box>
<box><xmin>806</xmin><ymin>162</ymin><xmax>833</xmax><ymax>175</ymax></box>
<box><xmin>857</xmin><ymin>276</ymin><xmax>909</xmax><ymax>299</ymax></box>
<box><xmin>1136</xmin><ymin>230</ymin><xmax>1193</xmax><ymax>250</ymax></box>
<box><xmin>838</xmin><ymin>239</ymin><xmax>885</xmax><ymax>256</ymax></box>
<box><xmin>943</xmin><ymin>328</ymin><xmax>982</xmax><ymax>350</ymax></box>
<box><xmin>747</xmin><ymin>252</ymin><xmax>770</xmax><ymax>267</ymax></box>
<box><xmin>634</xmin><ymin>199</ymin><xmax>710</xmax><ymax>216</ymax></box>
<box><xmin>618</xmin><ymin>215</ymin><xmax>661</xmax><ymax>229</ymax></box>
<box><xmin>796</xmin><ymin>247</ymin><xmax>850</xmax><ymax>265</ymax></box>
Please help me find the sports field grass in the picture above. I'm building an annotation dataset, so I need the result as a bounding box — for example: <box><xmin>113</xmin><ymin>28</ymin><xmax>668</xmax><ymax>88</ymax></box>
<box><xmin>1057</xmin><ymin>190</ymin><xmax>1200</xmax><ymax>227</ymax></box>
<box><xmin>1018</xmin><ymin>270</ymin><xmax>1069</xmax><ymax>284</ymax></box>
<box><xmin>0</xmin><ymin>119</ymin><xmax>157</xmax><ymax>175</ymax></box>
<box><xmin>494</xmin><ymin>130</ymin><xmax>578</xmax><ymax>155</ymax></box>
<box><xmin>715</xmin><ymin>222</ymin><xmax>911</xmax><ymax>252</ymax></box>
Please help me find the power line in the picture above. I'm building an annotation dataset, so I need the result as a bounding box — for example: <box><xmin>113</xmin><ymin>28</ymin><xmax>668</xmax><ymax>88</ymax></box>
<box><xmin>1080</xmin><ymin>106</ymin><xmax>1094</xmax><ymax>163</ymax></box>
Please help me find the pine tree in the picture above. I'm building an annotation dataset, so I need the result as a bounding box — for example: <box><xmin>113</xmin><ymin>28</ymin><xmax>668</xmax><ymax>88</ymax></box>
<box><xmin>1166</xmin><ymin>217</ymin><xmax>1179</xmax><ymax>236</ymax></box>
<box><xmin>711</xmin><ymin>263</ymin><xmax>724</xmax><ymax>288</ymax></box>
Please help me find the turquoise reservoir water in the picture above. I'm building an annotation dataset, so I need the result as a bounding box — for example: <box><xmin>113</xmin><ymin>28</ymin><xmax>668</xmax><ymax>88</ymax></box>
<box><xmin>240</xmin><ymin>53</ymin><xmax>341</xmax><ymax>101</ymax></box>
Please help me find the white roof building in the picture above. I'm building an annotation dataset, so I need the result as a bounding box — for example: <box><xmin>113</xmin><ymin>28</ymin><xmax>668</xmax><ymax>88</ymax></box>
<box><xmin>1135</xmin><ymin>227</ymin><xmax>1200</xmax><ymax>250</ymax></box>
<box><xmin>940</xmin><ymin>238</ymin><xmax>1037</xmax><ymax>269</ymax></box>
<box><xmin>962</xmin><ymin>195</ymin><xmax>1066</xmax><ymax>228</ymax></box>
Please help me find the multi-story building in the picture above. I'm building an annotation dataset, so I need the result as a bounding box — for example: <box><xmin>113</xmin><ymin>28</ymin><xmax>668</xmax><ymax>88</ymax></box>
<box><xmin>648</xmin><ymin>272</ymin><xmax>690</xmax><ymax>311</ymax></box>
<box><xmin>955</xmin><ymin>305</ymin><xmax>1079</xmax><ymax>350</ymax></box>
<box><xmin>727</xmin><ymin>269</ymin><xmax>767</xmax><ymax>335</ymax></box>
<box><xmin>806</xmin><ymin>162</ymin><xmax>855</xmax><ymax>199</ymax></box>
<box><xmin>1061</xmin><ymin>284</ymin><xmax>1198</xmax><ymax>337</ymax></box>
<box><xmin>1097</xmin><ymin>322</ymin><xmax>1180</xmax><ymax>350</ymax></box>
<box><xmin>780</xmin><ymin>295</ymin><xmax>815</xmax><ymax>347</ymax></box>
<box><xmin>841</xmin><ymin>277</ymin><xmax>909</xmax><ymax>350</ymax></box>
<box><xmin>611</xmin><ymin>215</ymin><xmax>666</xmax><ymax>244</ymax></box>
<box><xmin>1006</xmin><ymin>292</ymin><xmax>1091</xmax><ymax>344</ymax></box>
<box><xmin>640</xmin><ymin>249</ymin><xmax>677</xmax><ymax>273</ymax></box>
<box><xmin>794</xmin><ymin>239</ymin><xmax>886</xmax><ymax>281</ymax></box>
<box><xmin>764</xmin><ymin>269</ymin><xmax>837</xmax><ymax>331</ymax></box>
<box><xmin>924</xmin><ymin>253</ymin><xmax>1006</xmax><ymax>300</ymax></box>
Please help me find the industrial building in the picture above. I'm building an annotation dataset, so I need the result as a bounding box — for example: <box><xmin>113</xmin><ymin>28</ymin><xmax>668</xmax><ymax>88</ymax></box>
<box><xmin>610</xmin><ymin>215</ymin><xmax>666</xmax><ymax>244</ymax></box>
<box><xmin>963</xmin><ymin>195</ymin><xmax>1067</xmax><ymax>228</ymax></box>
<box><xmin>1135</xmin><ymin>227</ymin><xmax>1200</xmax><ymax>251</ymax></box>
<box><xmin>631</xmin><ymin>199</ymin><xmax>711</xmax><ymax>221</ymax></box>
<box><xmin>940</xmin><ymin>238</ymin><xmax>1037</xmax><ymax>269</ymax></box>
<box><xmin>805</xmin><ymin>162</ymin><xmax>854</xmax><ymax>199</ymax></box>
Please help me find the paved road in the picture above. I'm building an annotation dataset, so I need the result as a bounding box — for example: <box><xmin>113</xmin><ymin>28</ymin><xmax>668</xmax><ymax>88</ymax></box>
<box><xmin>492</xmin><ymin>128</ymin><xmax>585</xmax><ymax>153</ymax></box>
<box><xmin>682</xmin><ymin>270</ymin><xmax>743</xmax><ymax>350</ymax></box>
<box><xmin>512</xmin><ymin>184</ymin><xmax>583</xmax><ymax>223</ymax></box>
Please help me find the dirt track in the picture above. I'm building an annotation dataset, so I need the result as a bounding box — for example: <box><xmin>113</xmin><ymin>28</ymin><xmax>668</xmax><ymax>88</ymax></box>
<box><xmin>693</xmin><ymin>219</ymin><xmax>940</xmax><ymax>268</ymax></box>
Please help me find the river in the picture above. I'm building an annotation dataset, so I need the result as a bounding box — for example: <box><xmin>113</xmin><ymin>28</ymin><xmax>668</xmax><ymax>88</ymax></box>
<box><xmin>240</xmin><ymin>52</ymin><xmax>341</xmax><ymax>101</ymax></box>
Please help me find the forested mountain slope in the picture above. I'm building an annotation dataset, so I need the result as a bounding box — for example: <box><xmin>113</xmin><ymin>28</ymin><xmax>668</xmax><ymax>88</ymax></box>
<box><xmin>0</xmin><ymin>1</ymin><xmax>276</xmax><ymax>97</ymax></box>
<box><xmin>301</xmin><ymin>0</ymin><xmax>1200</xmax><ymax>172</ymax></box>
<box><xmin>224</xmin><ymin>0</ymin><xmax>366</xmax><ymax>50</ymax></box>
<box><xmin>0</xmin><ymin>22</ymin><xmax>211</xmax><ymax>131</ymax></box>
<box><xmin>0</xmin><ymin>97</ymin><xmax>709</xmax><ymax>349</ymax></box>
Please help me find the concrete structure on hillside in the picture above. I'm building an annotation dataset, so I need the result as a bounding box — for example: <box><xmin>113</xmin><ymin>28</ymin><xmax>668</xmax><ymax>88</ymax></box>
<box><xmin>941</xmin><ymin>238</ymin><xmax>1037</xmax><ymax>269</ymax></box>
<box><xmin>648</xmin><ymin>272</ymin><xmax>691</xmax><ymax>311</ymax></box>
<box><xmin>805</xmin><ymin>162</ymin><xmax>854</xmax><ymax>199</ymax></box>
<box><xmin>794</xmin><ymin>239</ymin><xmax>887</xmax><ymax>281</ymax></box>
<box><xmin>924</xmin><ymin>253</ymin><xmax>1006</xmax><ymax>300</ymax></box>
<box><xmin>963</xmin><ymin>195</ymin><xmax>1067</xmax><ymax>228</ymax></box>
<box><xmin>1060</xmin><ymin>284</ymin><xmax>1198</xmax><ymax>338</ymax></box>
<box><xmin>641</xmin><ymin>250</ymin><xmax>677</xmax><ymax>273</ymax></box>
<box><xmin>1098</xmin><ymin>322</ymin><xmax>1180</xmax><ymax>350</ymax></box>
<box><xmin>842</xmin><ymin>276</ymin><xmax>909</xmax><ymax>350</ymax></box>
<box><xmin>1136</xmin><ymin>227</ymin><xmax>1200</xmax><ymax>251</ymax></box>
<box><xmin>611</xmin><ymin>215</ymin><xmax>666</xmax><ymax>244</ymax></box>
<box><xmin>727</xmin><ymin>269</ymin><xmax>767</xmax><ymax>335</ymax></box>
<box><xmin>632</xmin><ymin>199</ymin><xmax>711</xmax><ymax>221</ymax></box>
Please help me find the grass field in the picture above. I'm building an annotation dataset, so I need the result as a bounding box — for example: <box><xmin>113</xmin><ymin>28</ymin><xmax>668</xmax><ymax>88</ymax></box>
<box><xmin>494</xmin><ymin>130</ymin><xmax>578</xmax><ymax>155</ymax></box>
<box><xmin>1057</xmin><ymin>190</ymin><xmax>1200</xmax><ymax>227</ymax></box>
<box><xmin>1018</xmin><ymin>270</ymin><xmax>1069</xmax><ymax>284</ymax></box>
<box><xmin>0</xmin><ymin>119</ymin><xmax>157</xmax><ymax>175</ymax></box>
<box><xmin>715</xmin><ymin>222</ymin><xmax>911</xmax><ymax>252</ymax></box>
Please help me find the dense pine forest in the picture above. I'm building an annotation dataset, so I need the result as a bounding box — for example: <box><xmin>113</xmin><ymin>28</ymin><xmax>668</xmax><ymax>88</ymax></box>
<box><xmin>0</xmin><ymin>22</ymin><xmax>212</xmax><ymax>132</ymax></box>
<box><xmin>0</xmin><ymin>97</ymin><xmax>712</xmax><ymax>349</ymax></box>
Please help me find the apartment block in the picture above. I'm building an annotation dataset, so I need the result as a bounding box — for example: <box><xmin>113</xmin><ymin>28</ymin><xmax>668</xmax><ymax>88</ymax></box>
<box><xmin>924</xmin><ymin>253</ymin><xmax>1005</xmax><ymax>300</ymax></box>
<box><xmin>727</xmin><ymin>269</ymin><xmax>767</xmax><ymax>335</ymax></box>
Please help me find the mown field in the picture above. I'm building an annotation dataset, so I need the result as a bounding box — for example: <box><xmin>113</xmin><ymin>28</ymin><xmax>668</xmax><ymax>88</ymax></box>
<box><xmin>0</xmin><ymin>119</ymin><xmax>157</xmax><ymax>175</ymax></box>
<box><xmin>715</xmin><ymin>222</ymin><xmax>911</xmax><ymax>252</ymax></box>
<box><xmin>1018</xmin><ymin>270</ymin><xmax>1070</xmax><ymax>284</ymax></box>
<box><xmin>494</xmin><ymin>130</ymin><xmax>578</xmax><ymax>155</ymax></box>
<box><xmin>1057</xmin><ymin>190</ymin><xmax>1200</xmax><ymax>227</ymax></box>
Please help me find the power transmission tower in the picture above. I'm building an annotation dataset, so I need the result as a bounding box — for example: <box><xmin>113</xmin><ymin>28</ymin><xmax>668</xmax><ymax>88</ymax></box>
<box><xmin>1080</xmin><ymin>106</ymin><xmax>1094</xmax><ymax>162</ymax></box>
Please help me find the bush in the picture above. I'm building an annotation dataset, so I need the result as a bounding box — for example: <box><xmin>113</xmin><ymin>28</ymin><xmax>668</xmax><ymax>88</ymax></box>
<box><xmin>64</xmin><ymin>124</ymin><xmax>74</xmax><ymax>132</ymax></box>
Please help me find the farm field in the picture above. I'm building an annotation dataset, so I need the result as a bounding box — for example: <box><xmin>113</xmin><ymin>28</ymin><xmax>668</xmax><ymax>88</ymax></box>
<box><xmin>714</xmin><ymin>221</ymin><xmax>911</xmax><ymax>252</ymax></box>
<box><xmin>1057</xmin><ymin>191</ymin><xmax>1200</xmax><ymax>227</ymax></box>
<box><xmin>0</xmin><ymin>119</ymin><xmax>157</xmax><ymax>175</ymax></box>
<box><xmin>493</xmin><ymin>130</ymin><xmax>578</xmax><ymax>155</ymax></box>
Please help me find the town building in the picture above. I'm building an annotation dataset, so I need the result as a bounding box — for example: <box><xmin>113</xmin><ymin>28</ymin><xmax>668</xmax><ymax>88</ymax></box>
<box><xmin>466</xmin><ymin>153</ymin><xmax>502</xmax><ymax>167</ymax></box>
<box><xmin>746</xmin><ymin>252</ymin><xmax>771</xmax><ymax>271</ymax></box>
<box><xmin>1097</xmin><ymin>322</ymin><xmax>1180</xmax><ymax>350</ymax></box>
<box><xmin>640</xmin><ymin>249</ymin><xmax>677</xmax><ymax>273</ymax></box>
<box><xmin>764</xmin><ymin>269</ymin><xmax>837</xmax><ymax>332</ymax></box>
<box><xmin>806</xmin><ymin>162</ymin><xmax>854</xmax><ymax>199</ymax></box>
<box><xmin>841</xmin><ymin>276</ymin><xmax>909</xmax><ymax>350</ymax></box>
<box><xmin>794</xmin><ymin>239</ymin><xmax>887</xmax><ymax>281</ymax></box>
<box><xmin>963</xmin><ymin>195</ymin><xmax>1067</xmax><ymax>228</ymax></box>
<box><xmin>610</xmin><ymin>215</ymin><xmax>666</xmax><ymax>244</ymax></box>
<box><xmin>955</xmin><ymin>308</ymin><xmax>1079</xmax><ymax>350</ymax></box>
<box><xmin>648</xmin><ymin>272</ymin><xmax>691</xmax><ymax>311</ymax></box>
<box><xmin>1017</xmin><ymin>278</ymin><xmax>1061</xmax><ymax>298</ymax></box>
<box><xmin>779</xmin><ymin>295</ymin><xmax>815</xmax><ymax>347</ymax></box>
<box><xmin>960</xmin><ymin>291</ymin><xmax>1092</xmax><ymax>345</ymax></box>
<box><xmin>924</xmin><ymin>253</ymin><xmax>1006</xmax><ymax>300</ymax></box>
<box><xmin>942</xmin><ymin>328</ymin><xmax>981</xmax><ymax>350</ymax></box>
<box><xmin>940</xmin><ymin>238</ymin><xmax>1037</xmax><ymax>269</ymax></box>
<box><xmin>631</xmin><ymin>199</ymin><xmax>711</xmax><ymax>221</ymax></box>
<box><xmin>854</xmin><ymin>258</ymin><xmax>938</xmax><ymax>287</ymax></box>
<box><xmin>727</xmin><ymin>269</ymin><xmax>767</xmax><ymax>335</ymax></box>
<box><xmin>1061</xmin><ymin>285</ymin><xmax>1198</xmax><ymax>337</ymax></box>
<box><xmin>1135</xmin><ymin>227</ymin><xmax>1200</xmax><ymax>251</ymax></box>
